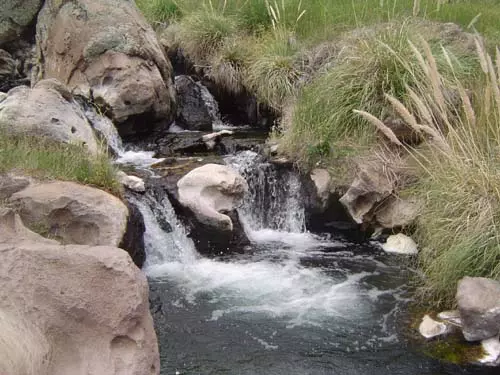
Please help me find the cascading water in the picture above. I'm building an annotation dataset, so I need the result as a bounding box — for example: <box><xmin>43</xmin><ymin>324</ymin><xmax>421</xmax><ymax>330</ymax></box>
<box><xmin>225</xmin><ymin>150</ymin><xmax>306</xmax><ymax>233</ymax></box>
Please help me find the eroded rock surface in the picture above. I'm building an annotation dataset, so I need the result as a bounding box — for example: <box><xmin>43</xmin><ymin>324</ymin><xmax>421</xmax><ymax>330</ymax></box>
<box><xmin>0</xmin><ymin>208</ymin><xmax>159</xmax><ymax>375</ymax></box>
<box><xmin>0</xmin><ymin>0</ymin><xmax>43</xmax><ymax>46</ymax></box>
<box><xmin>0</xmin><ymin>79</ymin><xmax>98</xmax><ymax>152</ymax></box>
<box><xmin>35</xmin><ymin>0</ymin><xmax>176</xmax><ymax>136</ymax></box>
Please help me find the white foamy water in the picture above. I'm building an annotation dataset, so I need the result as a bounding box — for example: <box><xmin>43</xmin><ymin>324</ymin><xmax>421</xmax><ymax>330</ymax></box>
<box><xmin>115</xmin><ymin>150</ymin><xmax>164</xmax><ymax>169</ymax></box>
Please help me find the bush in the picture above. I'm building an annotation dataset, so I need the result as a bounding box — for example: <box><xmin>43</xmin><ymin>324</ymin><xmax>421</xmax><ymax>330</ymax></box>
<box><xmin>368</xmin><ymin>38</ymin><xmax>500</xmax><ymax>308</ymax></box>
<box><xmin>278</xmin><ymin>21</ymin><xmax>477</xmax><ymax>167</ymax></box>
<box><xmin>0</xmin><ymin>135</ymin><xmax>121</xmax><ymax>196</ymax></box>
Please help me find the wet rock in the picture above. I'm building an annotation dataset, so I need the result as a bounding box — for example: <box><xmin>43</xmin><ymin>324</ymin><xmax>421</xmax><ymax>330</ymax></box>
<box><xmin>0</xmin><ymin>79</ymin><xmax>98</xmax><ymax>153</ymax></box>
<box><xmin>457</xmin><ymin>277</ymin><xmax>500</xmax><ymax>342</ymax></box>
<box><xmin>36</xmin><ymin>0</ymin><xmax>176</xmax><ymax>136</ymax></box>
<box><xmin>0</xmin><ymin>209</ymin><xmax>159</xmax><ymax>375</ymax></box>
<box><xmin>381</xmin><ymin>233</ymin><xmax>418</xmax><ymax>255</ymax></box>
<box><xmin>174</xmin><ymin>164</ymin><xmax>250</xmax><ymax>255</ymax></box>
<box><xmin>419</xmin><ymin>314</ymin><xmax>453</xmax><ymax>339</ymax></box>
<box><xmin>202</xmin><ymin>130</ymin><xmax>234</xmax><ymax>150</ymax></box>
<box><xmin>120</xmin><ymin>199</ymin><xmax>146</xmax><ymax>268</ymax></box>
<box><xmin>175</xmin><ymin>75</ymin><xmax>216</xmax><ymax>131</ymax></box>
<box><xmin>480</xmin><ymin>336</ymin><xmax>500</xmax><ymax>365</ymax></box>
<box><xmin>0</xmin><ymin>0</ymin><xmax>43</xmax><ymax>46</ymax></box>
<box><xmin>118</xmin><ymin>171</ymin><xmax>146</xmax><ymax>193</ymax></box>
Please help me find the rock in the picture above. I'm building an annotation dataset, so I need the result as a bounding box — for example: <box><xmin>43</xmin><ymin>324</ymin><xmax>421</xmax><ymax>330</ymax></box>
<box><xmin>419</xmin><ymin>314</ymin><xmax>453</xmax><ymax>339</ymax></box>
<box><xmin>175</xmin><ymin>75</ymin><xmax>216</xmax><ymax>131</ymax></box>
<box><xmin>0</xmin><ymin>0</ymin><xmax>43</xmax><ymax>46</ymax></box>
<box><xmin>381</xmin><ymin>233</ymin><xmax>418</xmax><ymax>255</ymax></box>
<box><xmin>0</xmin><ymin>79</ymin><xmax>98</xmax><ymax>153</ymax></box>
<box><xmin>0</xmin><ymin>173</ymin><xmax>31</xmax><ymax>200</ymax></box>
<box><xmin>202</xmin><ymin>130</ymin><xmax>234</xmax><ymax>150</ymax></box>
<box><xmin>480</xmin><ymin>336</ymin><xmax>500</xmax><ymax>365</ymax></box>
<box><xmin>373</xmin><ymin>196</ymin><xmax>420</xmax><ymax>229</ymax></box>
<box><xmin>178</xmin><ymin>164</ymin><xmax>248</xmax><ymax>231</ymax></box>
<box><xmin>437</xmin><ymin>310</ymin><xmax>463</xmax><ymax>327</ymax></box>
<box><xmin>9</xmin><ymin>180</ymin><xmax>127</xmax><ymax>247</ymax></box>
<box><xmin>0</xmin><ymin>207</ymin><xmax>57</xmax><ymax>244</ymax></box>
<box><xmin>0</xmin><ymin>92</ymin><xmax>6</xmax><ymax>102</ymax></box>
<box><xmin>457</xmin><ymin>277</ymin><xmax>500</xmax><ymax>342</ymax></box>
<box><xmin>0</xmin><ymin>210</ymin><xmax>159</xmax><ymax>375</ymax></box>
<box><xmin>120</xmin><ymin>198</ymin><xmax>146</xmax><ymax>269</ymax></box>
<box><xmin>118</xmin><ymin>171</ymin><xmax>146</xmax><ymax>193</ymax></box>
<box><xmin>339</xmin><ymin>164</ymin><xmax>393</xmax><ymax>224</ymax></box>
<box><xmin>310</xmin><ymin>168</ymin><xmax>331</xmax><ymax>209</ymax></box>
<box><xmin>36</xmin><ymin>0</ymin><xmax>176</xmax><ymax>136</ymax></box>
<box><xmin>174</xmin><ymin>164</ymin><xmax>250</xmax><ymax>254</ymax></box>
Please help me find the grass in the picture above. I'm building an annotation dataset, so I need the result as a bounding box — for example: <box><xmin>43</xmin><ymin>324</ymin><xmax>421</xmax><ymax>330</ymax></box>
<box><xmin>362</xmin><ymin>38</ymin><xmax>500</xmax><ymax>307</ymax></box>
<box><xmin>0</xmin><ymin>135</ymin><xmax>121</xmax><ymax>196</ymax></box>
<box><xmin>278</xmin><ymin>20</ymin><xmax>478</xmax><ymax>167</ymax></box>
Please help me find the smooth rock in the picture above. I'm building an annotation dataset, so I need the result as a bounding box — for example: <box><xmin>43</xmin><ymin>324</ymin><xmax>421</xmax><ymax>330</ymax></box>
<box><xmin>177</xmin><ymin>164</ymin><xmax>248</xmax><ymax>231</ymax></box>
<box><xmin>0</xmin><ymin>0</ymin><xmax>43</xmax><ymax>45</ymax></box>
<box><xmin>0</xmin><ymin>79</ymin><xmax>98</xmax><ymax>152</ymax></box>
<box><xmin>9</xmin><ymin>180</ymin><xmax>128</xmax><ymax>247</ymax></box>
<box><xmin>118</xmin><ymin>171</ymin><xmax>146</xmax><ymax>193</ymax></box>
<box><xmin>457</xmin><ymin>277</ymin><xmax>500</xmax><ymax>342</ymax></box>
<box><xmin>374</xmin><ymin>196</ymin><xmax>420</xmax><ymax>229</ymax></box>
<box><xmin>480</xmin><ymin>336</ymin><xmax>500</xmax><ymax>365</ymax></box>
<box><xmin>36</xmin><ymin>0</ymin><xmax>176</xmax><ymax>136</ymax></box>
<box><xmin>0</xmin><ymin>210</ymin><xmax>159</xmax><ymax>375</ymax></box>
<box><xmin>381</xmin><ymin>233</ymin><xmax>418</xmax><ymax>255</ymax></box>
<box><xmin>419</xmin><ymin>314</ymin><xmax>453</xmax><ymax>339</ymax></box>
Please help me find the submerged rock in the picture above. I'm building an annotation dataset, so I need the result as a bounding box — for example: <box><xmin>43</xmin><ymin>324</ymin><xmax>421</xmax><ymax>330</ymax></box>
<box><xmin>457</xmin><ymin>277</ymin><xmax>500</xmax><ymax>342</ymax></box>
<box><xmin>0</xmin><ymin>79</ymin><xmax>98</xmax><ymax>152</ymax></box>
<box><xmin>381</xmin><ymin>233</ymin><xmax>418</xmax><ymax>255</ymax></box>
<box><xmin>0</xmin><ymin>208</ymin><xmax>159</xmax><ymax>375</ymax></box>
<box><xmin>36</xmin><ymin>0</ymin><xmax>176</xmax><ymax>136</ymax></box>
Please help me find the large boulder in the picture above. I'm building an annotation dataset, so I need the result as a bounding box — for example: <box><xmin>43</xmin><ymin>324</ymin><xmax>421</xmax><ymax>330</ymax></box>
<box><xmin>0</xmin><ymin>208</ymin><xmax>160</xmax><ymax>375</ymax></box>
<box><xmin>175</xmin><ymin>75</ymin><xmax>218</xmax><ymax>131</ymax></box>
<box><xmin>35</xmin><ymin>0</ymin><xmax>176</xmax><ymax>136</ymax></box>
<box><xmin>175</xmin><ymin>164</ymin><xmax>250</xmax><ymax>254</ymax></box>
<box><xmin>0</xmin><ymin>79</ymin><xmax>98</xmax><ymax>152</ymax></box>
<box><xmin>0</xmin><ymin>0</ymin><xmax>43</xmax><ymax>46</ymax></box>
<box><xmin>8</xmin><ymin>180</ymin><xmax>145</xmax><ymax>267</ymax></box>
<box><xmin>457</xmin><ymin>277</ymin><xmax>500</xmax><ymax>342</ymax></box>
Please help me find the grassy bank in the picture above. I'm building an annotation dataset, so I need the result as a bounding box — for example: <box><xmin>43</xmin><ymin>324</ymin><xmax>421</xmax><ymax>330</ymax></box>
<box><xmin>0</xmin><ymin>135</ymin><xmax>121</xmax><ymax>196</ymax></box>
<box><xmin>138</xmin><ymin>0</ymin><xmax>500</xmax><ymax>308</ymax></box>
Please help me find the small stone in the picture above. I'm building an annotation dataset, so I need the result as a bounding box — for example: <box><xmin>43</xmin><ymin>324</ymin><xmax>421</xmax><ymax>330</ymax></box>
<box><xmin>480</xmin><ymin>336</ymin><xmax>500</xmax><ymax>365</ymax></box>
<box><xmin>117</xmin><ymin>171</ymin><xmax>146</xmax><ymax>192</ymax></box>
<box><xmin>419</xmin><ymin>314</ymin><xmax>452</xmax><ymax>339</ymax></box>
<box><xmin>381</xmin><ymin>233</ymin><xmax>418</xmax><ymax>255</ymax></box>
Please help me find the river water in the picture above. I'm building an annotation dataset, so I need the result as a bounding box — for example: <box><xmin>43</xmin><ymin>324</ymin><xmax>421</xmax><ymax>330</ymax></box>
<box><xmin>124</xmin><ymin>150</ymin><xmax>495</xmax><ymax>375</ymax></box>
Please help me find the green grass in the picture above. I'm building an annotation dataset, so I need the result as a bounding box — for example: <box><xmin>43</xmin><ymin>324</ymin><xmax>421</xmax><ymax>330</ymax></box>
<box><xmin>0</xmin><ymin>135</ymin><xmax>121</xmax><ymax>196</ymax></box>
<box><xmin>278</xmin><ymin>20</ymin><xmax>478</xmax><ymax>167</ymax></box>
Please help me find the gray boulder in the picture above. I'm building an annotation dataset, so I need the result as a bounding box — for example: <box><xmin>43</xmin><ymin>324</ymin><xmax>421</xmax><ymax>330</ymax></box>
<box><xmin>457</xmin><ymin>277</ymin><xmax>500</xmax><ymax>341</ymax></box>
<box><xmin>35</xmin><ymin>0</ymin><xmax>176</xmax><ymax>136</ymax></box>
<box><xmin>0</xmin><ymin>0</ymin><xmax>43</xmax><ymax>46</ymax></box>
<box><xmin>0</xmin><ymin>79</ymin><xmax>98</xmax><ymax>153</ymax></box>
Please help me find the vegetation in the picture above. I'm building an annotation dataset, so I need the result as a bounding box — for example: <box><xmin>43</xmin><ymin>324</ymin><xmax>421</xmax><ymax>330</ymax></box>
<box><xmin>0</xmin><ymin>135</ymin><xmax>121</xmax><ymax>196</ymax></box>
<box><xmin>137</xmin><ymin>0</ymin><xmax>500</xmax><ymax>308</ymax></box>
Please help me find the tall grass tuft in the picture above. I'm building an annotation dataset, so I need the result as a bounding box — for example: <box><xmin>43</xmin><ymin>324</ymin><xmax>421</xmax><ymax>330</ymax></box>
<box><xmin>368</xmin><ymin>37</ymin><xmax>500</xmax><ymax>307</ymax></box>
<box><xmin>0</xmin><ymin>135</ymin><xmax>121</xmax><ymax>196</ymax></box>
<box><xmin>279</xmin><ymin>21</ymin><xmax>476</xmax><ymax>167</ymax></box>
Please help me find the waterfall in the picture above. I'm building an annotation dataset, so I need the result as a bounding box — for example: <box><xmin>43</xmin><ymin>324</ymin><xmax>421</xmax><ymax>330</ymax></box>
<box><xmin>225</xmin><ymin>151</ymin><xmax>306</xmax><ymax>233</ymax></box>
<box><xmin>127</xmin><ymin>190</ymin><xmax>197</xmax><ymax>270</ymax></box>
<box><xmin>196</xmin><ymin>81</ymin><xmax>223</xmax><ymax>128</ymax></box>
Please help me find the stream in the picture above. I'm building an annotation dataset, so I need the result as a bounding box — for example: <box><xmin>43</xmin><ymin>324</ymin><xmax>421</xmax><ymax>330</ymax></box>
<box><xmin>107</xmin><ymin>82</ymin><xmax>495</xmax><ymax>375</ymax></box>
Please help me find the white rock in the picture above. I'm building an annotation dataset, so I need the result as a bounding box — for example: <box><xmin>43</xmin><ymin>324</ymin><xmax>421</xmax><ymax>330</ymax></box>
<box><xmin>177</xmin><ymin>164</ymin><xmax>248</xmax><ymax>231</ymax></box>
<box><xmin>419</xmin><ymin>314</ymin><xmax>452</xmax><ymax>339</ymax></box>
<box><xmin>202</xmin><ymin>130</ymin><xmax>233</xmax><ymax>150</ymax></box>
<box><xmin>480</xmin><ymin>336</ymin><xmax>500</xmax><ymax>365</ymax></box>
<box><xmin>381</xmin><ymin>233</ymin><xmax>418</xmax><ymax>255</ymax></box>
<box><xmin>117</xmin><ymin>171</ymin><xmax>146</xmax><ymax>193</ymax></box>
